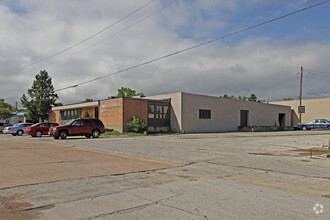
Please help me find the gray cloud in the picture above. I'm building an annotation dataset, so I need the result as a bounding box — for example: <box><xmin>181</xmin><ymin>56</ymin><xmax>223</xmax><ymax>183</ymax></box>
<box><xmin>0</xmin><ymin>0</ymin><xmax>329</xmax><ymax>108</ymax></box>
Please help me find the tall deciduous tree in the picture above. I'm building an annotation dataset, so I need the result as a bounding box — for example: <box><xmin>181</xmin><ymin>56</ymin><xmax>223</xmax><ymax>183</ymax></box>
<box><xmin>0</xmin><ymin>108</ymin><xmax>12</xmax><ymax>120</ymax></box>
<box><xmin>0</xmin><ymin>99</ymin><xmax>16</xmax><ymax>120</ymax></box>
<box><xmin>21</xmin><ymin>70</ymin><xmax>58</xmax><ymax>122</ymax></box>
<box><xmin>115</xmin><ymin>87</ymin><xmax>144</xmax><ymax>98</ymax></box>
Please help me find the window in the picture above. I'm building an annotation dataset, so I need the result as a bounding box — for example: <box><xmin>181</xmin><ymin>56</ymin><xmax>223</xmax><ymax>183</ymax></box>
<box><xmin>60</xmin><ymin>109</ymin><xmax>82</xmax><ymax>120</ymax></box>
<box><xmin>156</xmin><ymin>105</ymin><xmax>162</xmax><ymax>119</ymax></box>
<box><xmin>298</xmin><ymin>106</ymin><xmax>305</xmax><ymax>114</ymax></box>
<box><xmin>148</xmin><ymin>101</ymin><xmax>170</xmax><ymax>127</ymax></box>
<box><xmin>199</xmin><ymin>109</ymin><xmax>211</xmax><ymax>119</ymax></box>
<box><xmin>148</xmin><ymin>105</ymin><xmax>155</xmax><ymax>119</ymax></box>
<box><xmin>84</xmin><ymin>119</ymin><xmax>93</xmax><ymax>126</ymax></box>
<box><xmin>93</xmin><ymin>119</ymin><xmax>104</xmax><ymax>126</ymax></box>
<box><xmin>72</xmin><ymin>120</ymin><xmax>83</xmax><ymax>126</ymax></box>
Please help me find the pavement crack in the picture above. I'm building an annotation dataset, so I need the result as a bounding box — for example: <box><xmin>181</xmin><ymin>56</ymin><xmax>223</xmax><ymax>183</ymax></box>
<box><xmin>18</xmin><ymin>204</ymin><xmax>55</xmax><ymax>212</ymax></box>
<box><xmin>206</xmin><ymin>161</ymin><xmax>330</xmax><ymax>180</ymax></box>
<box><xmin>88</xmin><ymin>193</ymin><xmax>183</xmax><ymax>219</ymax></box>
<box><xmin>159</xmin><ymin>204</ymin><xmax>216</xmax><ymax>220</ymax></box>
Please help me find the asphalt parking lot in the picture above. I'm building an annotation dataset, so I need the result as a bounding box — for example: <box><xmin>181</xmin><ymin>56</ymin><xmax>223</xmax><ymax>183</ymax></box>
<box><xmin>1</xmin><ymin>131</ymin><xmax>330</xmax><ymax>219</ymax></box>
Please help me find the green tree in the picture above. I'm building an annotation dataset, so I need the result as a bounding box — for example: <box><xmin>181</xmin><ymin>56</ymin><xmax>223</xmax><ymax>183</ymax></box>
<box><xmin>127</xmin><ymin>116</ymin><xmax>147</xmax><ymax>133</ymax></box>
<box><xmin>248</xmin><ymin>94</ymin><xmax>257</xmax><ymax>102</ymax></box>
<box><xmin>21</xmin><ymin>70</ymin><xmax>58</xmax><ymax>122</ymax></box>
<box><xmin>0</xmin><ymin>99</ymin><xmax>17</xmax><ymax>111</ymax></box>
<box><xmin>81</xmin><ymin>98</ymin><xmax>94</xmax><ymax>103</ymax></box>
<box><xmin>0</xmin><ymin>99</ymin><xmax>18</xmax><ymax>120</ymax></box>
<box><xmin>84</xmin><ymin>111</ymin><xmax>90</xmax><ymax>118</ymax></box>
<box><xmin>116</xmin><ymin>87</ymin><xmax>144</xmax><ymax>98</ymax></box>
<box><xmin>222</xmin><ymin>94</ymin><xmax>254</xmax><ymax>101</ymax></box>
<box><xmin>0</xmin><ymin>108</ymin><xmax>12</xmax><ymax>120</ymax></box>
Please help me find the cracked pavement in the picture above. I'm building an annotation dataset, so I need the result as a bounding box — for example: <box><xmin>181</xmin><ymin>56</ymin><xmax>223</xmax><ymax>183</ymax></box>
<box><xmin>0</xmin><ymin>131</ymin><xmax>330</xmax><ymax>219</ymax></box>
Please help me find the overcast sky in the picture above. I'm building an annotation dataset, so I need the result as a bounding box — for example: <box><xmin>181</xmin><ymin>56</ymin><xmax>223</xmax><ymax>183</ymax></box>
<box><xmin>1</xmin><ymin>0</ymin><xmax>330</xmax><ymax>107</ymax></box>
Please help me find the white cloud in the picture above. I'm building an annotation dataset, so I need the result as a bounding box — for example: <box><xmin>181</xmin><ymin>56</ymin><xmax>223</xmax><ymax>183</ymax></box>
<box><xmin>0</xmin><ymin>0</ymin><xmax>329</xmax><ymax>108</ymax></box>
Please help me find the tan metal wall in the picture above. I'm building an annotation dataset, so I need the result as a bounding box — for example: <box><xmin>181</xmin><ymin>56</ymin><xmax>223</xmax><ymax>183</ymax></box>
<box><xmin>271</xmin><ymin>98</ymin><xmax>330</xmax><ymax>126</ymax></box>
<box><xmin>181</xmin><ymin>93</ymin><xmax>291</xmax><ymax>133</ymax></box>
<box><xmin>148</xmin><ymin>92</ymin><xmax>291</xmax><ymax>133</ymax></box>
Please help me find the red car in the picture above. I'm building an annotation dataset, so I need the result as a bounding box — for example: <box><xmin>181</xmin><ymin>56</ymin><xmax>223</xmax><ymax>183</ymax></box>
<box><xmin>26</xmin><ymin>122</ymin><xmax>59</xmax><ymax>137</ymax></box>
<box><xmin>49</xmin><ymin>118</ymin><xmax>105</xmax><ymax>139</ymax></box>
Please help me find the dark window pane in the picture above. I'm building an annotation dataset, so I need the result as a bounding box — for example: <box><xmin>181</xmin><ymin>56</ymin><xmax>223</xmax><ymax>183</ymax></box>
<box><xmin>199</xmin><ymin>109</ymin><xmax>211</xmax><ymax>119</ymax></box>
<box><xmin>72</xmin><ymin>120</ymin><xmax>82</xmax><ymax>126</ymax></box>
<box><xmin>94</xmin><ymin>119</ymin><xmax>103</xmax><ymax>126</ymax></box>
<box><xmin>148</xmin><ymin>105</ymin><xmax>155</xmax><ymax>113</ymax></box>
<box><xmin>298</xmin><ymin>106</ymin><xmax>305</xmax><ymax>113</ymax></box>
<box><xmin>85</xmin><ymin>119</ymin><xmax>93</xmax><ymax>126</ymax></box>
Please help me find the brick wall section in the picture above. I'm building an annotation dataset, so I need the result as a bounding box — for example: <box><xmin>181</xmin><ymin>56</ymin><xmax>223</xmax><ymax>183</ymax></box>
<box><xmin>99</xmin><ymin>99</ymin><xmax>124</xmax><ymax>132</ymax></box>
<box><xmin>123</xmin><ymin>99</ymin><xmax>148</xmax><ymax>132</ymax></box>
<box><xmin>82</xmin><ymin>107</ymin><xmax>96</xmax><ymax>118</ymax></box>
<box><xmin>48</xmin><ymin>110</ymin><xmax>60</xmax><ymax>124</ymax></box>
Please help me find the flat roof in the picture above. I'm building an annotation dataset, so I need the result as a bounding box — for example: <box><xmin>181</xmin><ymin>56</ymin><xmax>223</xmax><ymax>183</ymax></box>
<box><xmin>52</xmin><ymin>101</ymin><xmax>99</xmax><ymax>111</ymax></box>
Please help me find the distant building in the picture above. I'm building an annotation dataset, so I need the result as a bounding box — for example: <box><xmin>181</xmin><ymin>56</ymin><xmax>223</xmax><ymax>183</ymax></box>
<box><xmin>5</xmin><ymin>112</ymin><xmax>27</xmax><ymax>124</ymax></box>
<box><xmin>271</xmin><ymin>97</ymin><xmax>330</xmax><ymax>126</ymax></box>
<box><xmin>49</xmin><ymin>92</ymin><xmax>291</xmax><ymax>133</ymax></box>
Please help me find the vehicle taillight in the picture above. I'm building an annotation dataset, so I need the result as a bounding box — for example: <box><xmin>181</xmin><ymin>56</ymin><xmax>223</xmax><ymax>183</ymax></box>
<box><xmin>7</xmin><ymin>127</ymin><xmax>10</xmax><ymax>130</ymax></box>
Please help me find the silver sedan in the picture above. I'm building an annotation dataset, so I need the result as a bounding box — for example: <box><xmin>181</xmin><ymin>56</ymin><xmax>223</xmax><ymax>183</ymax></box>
<box><xmin>3</xmin><ymin>123</ymin><xmax>34</xmax><ymax>136</ymax></box>
<box><xmin>0</xmin><ymin>122</ymin><xmax>12</xmax><ymax>133</ymax></box>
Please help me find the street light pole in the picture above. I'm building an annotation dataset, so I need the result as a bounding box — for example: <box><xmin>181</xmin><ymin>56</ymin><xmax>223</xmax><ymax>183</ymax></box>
<box><xmin>299</xmin><ymin>66</ymin><xmax>303</xmax><ymax>123</ymax></box>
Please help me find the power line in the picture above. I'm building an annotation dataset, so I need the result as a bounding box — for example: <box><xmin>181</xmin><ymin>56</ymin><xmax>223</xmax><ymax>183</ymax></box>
<box><xmin>305</xmin><ymin>70</ymin><xmax>330</xmax><ymax>78</ymax></box>
<box><xmin>2</xmin><ymin>0</ymin><xmax>178</xmax><ymax>101</ymax></box>
<box><xmin>33</xmin><ymin>0</ymin><xmax>178</xmax><ymax>70</ymax></box>
<box><xmin>55</xmin><ymin>0</ymin><xmax>330</xmax><ymax>92</ymax></box>
<box><xmin>305</xmin><ymin>69</ymin><xmax>330</xmax><ymax>75</ymax></box>
<box><xmin>5</xmin><ymin>0</ymin><xmax>157</xmax><ymax>72</ymax></box>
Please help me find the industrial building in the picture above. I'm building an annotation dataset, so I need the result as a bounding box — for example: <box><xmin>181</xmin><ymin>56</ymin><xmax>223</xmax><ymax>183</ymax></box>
<box><xmin>49</xmin><ymin>92</ymin><xmax>291</xmax><ymax>133</ymax></box>
<box><xmin>271</xmin><ymin>97</ymin><xmax>330</xmax><ymax>126</ymax></box>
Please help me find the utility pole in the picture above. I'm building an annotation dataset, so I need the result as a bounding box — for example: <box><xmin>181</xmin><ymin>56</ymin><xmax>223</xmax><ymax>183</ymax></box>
<box><xmin>299</xmin><ymin>66</ymin><xmax>303</xmax><ymax>123</ymax></box>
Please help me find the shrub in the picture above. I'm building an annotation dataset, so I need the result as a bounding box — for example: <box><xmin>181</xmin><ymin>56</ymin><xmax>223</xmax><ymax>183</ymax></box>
<box><xmin>84</xmin><ymin>111</ymin><xmax>90</xmax><ymax>118</ymax></box>
<box><xmin>127</xmin><ymin>116</ymin><xmax>147</xmax><ymax>133</ymax></box>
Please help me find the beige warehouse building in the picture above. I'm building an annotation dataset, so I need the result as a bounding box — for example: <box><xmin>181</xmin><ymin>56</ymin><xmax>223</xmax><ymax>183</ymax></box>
<box><xmin>146</xmin><ymin>92</ymin><xmax>291</xmax><ymax>133</ymax></box>
<box><xmin>271</xmin><ymin>97</ymin><xmax>330</xmax><ymax>126</ymax></box>
<box><xmin>49</xmin><ymin>92</ymin><xmax>291</xmax><ymax>133</ymax></box>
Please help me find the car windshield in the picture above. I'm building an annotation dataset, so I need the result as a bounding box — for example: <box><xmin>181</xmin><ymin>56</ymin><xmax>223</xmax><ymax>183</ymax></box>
<box><xmin>65</xmin><ymin>119</ymin><xmax>75</xmax><ymax>125</ymax></box>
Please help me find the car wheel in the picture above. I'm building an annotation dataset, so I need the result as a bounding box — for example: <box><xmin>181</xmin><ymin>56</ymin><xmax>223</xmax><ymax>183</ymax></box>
<box><xmin>35</xmin><ymin>130</ymin><xmax>42</xmax><ymax>137</ymax></box>
<box><xmin>17</xmin><ymin>130</ymin><xmax>24</xmax><ymax>136</ymax></box>
<box><xmin>12</xmin><ymin>133</ymin><xmax>17</xmax><ymax>136</ymax></box>
<box><xmin>92</xmin><ymin>130</ymin><xmax>100</xmax><ymax>138</ymax></box>
<box><xmin>85</xmin><ymin>135</ymin><xmax>91</xmax><ymax>138</ymax></box>
<box><xmin>328</xmin><ymin>126</ymin><xmax>330</xmax><ymax>130</ymax></box>
<box><xmin>54</xmin><ymin>136</ymin><xmax>59</xmax><ymax>139</ymax></box>
<box><xmin>60</xmin><ymin>131</ymin><xmax>67</xmax><ymax>139</ymax></box>
<box><xmin>302</xmin><ymin>126</ymin><xmax>307</xmax><ymax>131</ymax></box>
